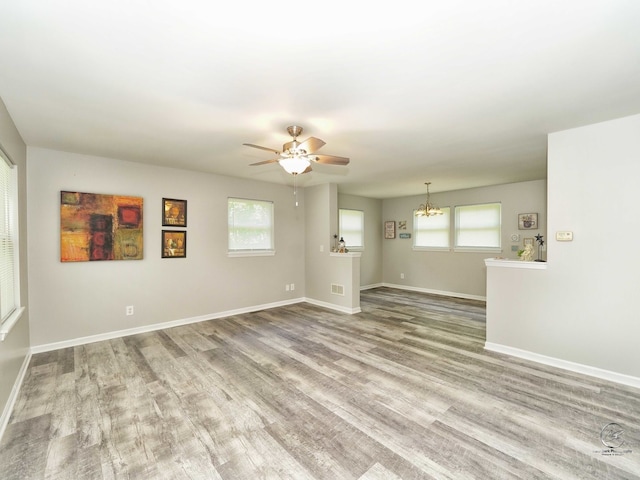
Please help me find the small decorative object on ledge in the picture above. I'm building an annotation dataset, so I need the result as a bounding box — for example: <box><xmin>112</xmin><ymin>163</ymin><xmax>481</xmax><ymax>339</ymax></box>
<box><xmin>535</xmin><ymin>234</ymin><xmax>545</xmax><ymax>262</ymax></box>
<box><xmin>338</xmin><ymin>237</ymin><xmax>348</xmax><ymax>253</ymax></box>
<box><xmin>518</xmin><ymin>244</ymin><xmax>535</xmax><ymax>261</ymax></box>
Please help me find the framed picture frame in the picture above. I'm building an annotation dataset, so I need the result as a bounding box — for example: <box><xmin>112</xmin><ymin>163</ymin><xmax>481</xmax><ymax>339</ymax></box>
<box><xmin>162</xmin><ymin>198</ymin><xmax>187</xmax><ymax>227</ymax></box>
<box><xmin>518</xmin><ymin>213</ymin><xmax>538</xmax><ymax>230</ymax></box>
<box><xmin>523</xmin><ymin>237</ymin><xmax>534</xmax><ymax>246</ymax></box>
<box><xmin>384</xmin><ymin>221</ymin><xmax>396</xmax><ymax>239</ymax></box>
<box><xmin>162</xmin><ymin>230</ymin><xmax>187</xmax><ymax>258</ymax></box>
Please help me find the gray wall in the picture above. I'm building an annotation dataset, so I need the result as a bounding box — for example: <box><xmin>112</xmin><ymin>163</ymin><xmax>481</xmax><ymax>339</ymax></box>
<box><xmin>27</xmin><ymin>147</ymin><xmax>306</xmax><ymax>348</ymax></box>
<box><xmin>338</xmin><ymin>193</ymin><xmax>383</xmax><ymax>288</ymax></box>
<box><xmin>0</xmin><ymin>98</ymin><xmax>30</xmax><ymax>426</ymax></box>
<box><xmin>487</xmin><ymin>113</ymin><xmax>640</xmax><ymax>380</ymax></box>
<box><xmin>382</xmin><ymin>180</ymin><xmax>547</xmax><ymax>299</ymax></box>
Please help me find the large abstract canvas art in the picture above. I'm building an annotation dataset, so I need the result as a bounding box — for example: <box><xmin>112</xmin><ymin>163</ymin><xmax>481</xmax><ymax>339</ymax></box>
<box><xmin>60</xmin><ymin>191</ymin><xmax>143</xmax><ymax>262</ymax></box>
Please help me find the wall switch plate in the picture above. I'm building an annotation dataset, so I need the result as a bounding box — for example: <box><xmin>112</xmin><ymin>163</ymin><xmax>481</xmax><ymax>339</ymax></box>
<box><xmin>556</xmin><ymin>231</ymin><xmax>573</xmax><ymax>241</ymax></box>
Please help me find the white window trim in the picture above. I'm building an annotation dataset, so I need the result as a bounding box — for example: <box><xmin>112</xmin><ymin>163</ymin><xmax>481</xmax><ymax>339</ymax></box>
<box><xmin>412</xmin><ymin>246</ymin><xmax>451</xmax><ymax>252</ymax></box>
<box><xmin>228</xmin><ymin>197</ymin><xmax>275</xmax><ymax>256</ymax></box>
<box><xmin>339</xmin><ymin>208</ymin><xmax>365</xmax><ymax>251</ymax></box>
<box><xmin>0</xmin><ymin>147</ymin><xmax>22</xmax><ymax>341</ymax></box>
<box><xmin>453</xmin><ymin>246</ymin><xmax>502</xmax><ymax>254</ymax></box>
<box><xmin>227</xmin><ymin>250</ymin><xmax>276</xmax><ymax>258</ymax></box>
<box><xmin>0</xmin><ymin>306</ymin><xmax>25</xmax><ymax>341</ymax></box>
<box><xmin>454</xmin><ymin>202</ymin><xmax>502</xmax><ymax>251</ymax></box>
<box><xmin>413</xmin><ymin>206</ymin><xmax>451</xmax><ymax>250</ymax></box>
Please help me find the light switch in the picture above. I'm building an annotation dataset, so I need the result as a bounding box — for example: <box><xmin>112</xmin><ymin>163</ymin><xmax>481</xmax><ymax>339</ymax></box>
<box><xmin>556</xmin><ymin>231</ymin><xmax>573</xmax><ymax>241</ymax></box>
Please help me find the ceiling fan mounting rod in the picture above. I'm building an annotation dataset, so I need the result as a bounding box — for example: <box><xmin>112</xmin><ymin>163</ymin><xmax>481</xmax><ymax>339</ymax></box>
<box><xmin>287</xmin><ymin>125</ymin><xmax>303</xmax><ymax>139</ymax></box>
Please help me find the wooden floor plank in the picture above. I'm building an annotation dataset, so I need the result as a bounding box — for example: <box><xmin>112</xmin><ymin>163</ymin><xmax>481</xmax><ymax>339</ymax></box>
<box><xmin>1</xmin><ymin>287</ymin><xmax>639</xmax><ymax>479</ymax></box>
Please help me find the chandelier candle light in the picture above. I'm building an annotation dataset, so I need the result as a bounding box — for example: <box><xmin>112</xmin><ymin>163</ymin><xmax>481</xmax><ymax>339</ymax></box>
<box><xmin>415</xmin><ymin>182</ymin><xmax>443</xmax><ymax>217</ymax></box>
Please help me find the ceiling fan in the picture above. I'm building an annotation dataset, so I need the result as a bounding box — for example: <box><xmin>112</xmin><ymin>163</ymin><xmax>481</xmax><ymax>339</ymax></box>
<box><xmin>243</xmin><ymin>125</ymin><xmax>350</xmax><ymax>175</ymax></box>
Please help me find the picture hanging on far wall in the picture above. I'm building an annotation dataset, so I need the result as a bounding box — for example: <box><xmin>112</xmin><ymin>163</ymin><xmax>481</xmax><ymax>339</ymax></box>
<box><xmin>384</xmin><ymin>221</ymin><xmax>396</xmax><ymax>239</ymax></box>
<box><xmin>162</xmin><ymin>230</ymin><xmax>187</xmax><ymax>258</ymax></box>
<box><xmin>162</xmin><ymin>198</ymin><xmax>187</xmax><ymax>227</ymax></box>
<box><xmin>60</xmin><ymin>191</ymin><xmax>143</xmax><ymax>262</ymax></box>
<box><xmin>518</xmin><ymin>213</ymin><xmax>538</xmax><ymax>230</ymax></box>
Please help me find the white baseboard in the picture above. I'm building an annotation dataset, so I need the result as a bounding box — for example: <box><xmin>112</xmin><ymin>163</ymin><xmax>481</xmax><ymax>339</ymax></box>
<box><xmin>360</xmin><ymin>283</ymin><xmax>384</xmax><ymax>291</ymax></box>
<box><xmin>382</xmin><ymin>283</ymin><xmax>486</xmax><ymax>302</ymax></box>
<box><xmin>0</xmin><ymin>350</ymin><xmax>32</xmax><ymax>443</ymax></box>
<box><xmin>304</xmin><ymin>297</ymin><xmax>361</xmax><ymax>315</ymax></box>
<box><xmin>32</xmin><ymin>298</ymin><xmax>306</xmax><ymax>354</ymax></box>
<box><xmin>485</xmin><ymin>342</ymin><xmax>640</xmax><ymax>390</ymax></box>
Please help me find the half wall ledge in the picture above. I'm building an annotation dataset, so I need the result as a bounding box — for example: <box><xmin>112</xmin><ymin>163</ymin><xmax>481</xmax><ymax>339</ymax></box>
<box><xmin>484</xmin><ymin>257</ymin><xmax>547</xmax><ymax>270</ymax></box>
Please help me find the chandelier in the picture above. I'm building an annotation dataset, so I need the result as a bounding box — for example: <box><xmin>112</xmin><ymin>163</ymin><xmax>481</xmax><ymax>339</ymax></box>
<box><xmin>415</xmin><ymin>182</ymin><xmax>443</xmax><ymax>217</ymax></box>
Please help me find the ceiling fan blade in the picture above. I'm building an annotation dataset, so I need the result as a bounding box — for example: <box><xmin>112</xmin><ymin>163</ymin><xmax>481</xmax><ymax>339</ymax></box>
<box><xmin>243</xmin><ymin>143</ymin><xmax>281</xmax><ymax>155</ymax></box>
<box><xmin>312</xmin><ymin>154</ymin><xmax>350</xmax><ymax>166</ymax></box>
<box><xmin>249</xmin><ymin>158</ymin><xmax>279</xmax><ymax>166</ymax></box>
<box><xmin>297</xmin><ymin>137</ymin><xmax>326</xmax><ymax>153</ymax></box>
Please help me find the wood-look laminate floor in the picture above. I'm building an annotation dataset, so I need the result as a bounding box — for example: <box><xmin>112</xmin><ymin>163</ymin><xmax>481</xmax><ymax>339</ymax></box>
<box><xmin>1</xmin><ymin>288</ymin><xmax>639</xmax><ymax>479</ymax></box>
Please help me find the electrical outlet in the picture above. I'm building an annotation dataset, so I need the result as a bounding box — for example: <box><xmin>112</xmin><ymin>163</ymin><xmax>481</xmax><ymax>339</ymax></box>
<box><xmin>320</xmin><ymin>244</ymin><xmax>324</xmax><ymax>252</ymax></box>
<box><xmin>285</xmin><ymin>284</ymin><xmax>290</xmax><ymax>291</ymax></box>
<box><xmin>126</xmin><ymin>306</ymin><xmax>134</xmax><ymax>316</ymax></box>
<box><xmin>290</xmin><ymin>283</ymin><xmax>295</xmax><ymax>291</ymax></box>
<box><xmin>400</xmin><ymin>273</ymin><xmax>405</xmax><ymax>279</ymax></box>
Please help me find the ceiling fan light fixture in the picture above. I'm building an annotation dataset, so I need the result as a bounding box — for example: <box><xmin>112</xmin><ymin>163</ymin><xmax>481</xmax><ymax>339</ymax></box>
<box><xmin>279</xmin><ymin>155</ymin><xmax>311</xmax><ymax>175</ymax></box>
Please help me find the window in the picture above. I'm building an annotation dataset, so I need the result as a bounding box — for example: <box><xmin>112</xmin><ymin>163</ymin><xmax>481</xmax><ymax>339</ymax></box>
<box><xmin>413</xmin><ymin>207</ymin><xmax>450</xmax><ymax>250</ymax></box>
<box><xmin>228</xmin><ymin>198</ymin><xmax>274</xmax><ymax>256</ymax></box>
<box><xmin>339</xmin><ymin>209</ymin><xmax>364</xmax><ymax>249</ymax></box>
<box><xmin>454</xmin><ymin>202</ymin><xmax>501</xmax><ymax>252</ymax></box>
<box><xmin>0</xmin><ymin>149</ymin><xmax>23</xmax><ymax>341</ymax></box>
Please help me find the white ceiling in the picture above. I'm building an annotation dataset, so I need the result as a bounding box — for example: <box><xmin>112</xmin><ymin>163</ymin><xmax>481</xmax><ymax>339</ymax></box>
<box><xmin>1</xmin><ymin>1</ymin><xmax>639</xmax><ymax>198</ymax></box>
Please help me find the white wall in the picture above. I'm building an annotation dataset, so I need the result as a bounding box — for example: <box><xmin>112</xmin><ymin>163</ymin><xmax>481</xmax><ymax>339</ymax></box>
<box><xmin>338</xmin><ymin>193</ymin><xmax>383</xmax><ymax>288</ymax></box>
<box><xmin>27</xmin><ymin>147</ymin><xmax>306</xmax><ymax>348</ymax></box>
<box><xmin>382</xmin><ymin>180</ymin><xmax>547</xmax><ymax>298</ymax></box>
<box><xmin>0</xmin><ymin>98</ymin><xmax>30</xmax><ymax>433</ymax></box>
<box><xmin>486</xmin><ymin>113</ymin><xmax>640</xmax><ymax>382</ymax></box>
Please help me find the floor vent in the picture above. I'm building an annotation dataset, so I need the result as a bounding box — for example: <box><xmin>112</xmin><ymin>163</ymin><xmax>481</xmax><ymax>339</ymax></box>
<box><xmin>331</xmin><ymin>284</ymin><xmax>345</xmax><ymax>296</ymax></box>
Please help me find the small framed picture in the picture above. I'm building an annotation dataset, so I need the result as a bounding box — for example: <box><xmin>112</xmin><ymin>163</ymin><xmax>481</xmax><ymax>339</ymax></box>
<box><xmin>162</xmin><ymin>198</ymin><xmax>187</xmax><ymax>227</ymax></box>
<box><xmin>518</xmin><ymin>213</ymin><xmax>538</xmax><ymax>230</ymax></box>
<box><xmin>523</xmin><ymin>238</ymin><xmax>534</xmax><ymax>246</ymax></box>
<box><xmin>384</xmin><ymin>221</ymin><xmax>396</xmax><ymax>239</ymax></box>
<box><xmin>162</xmin><ymin>230</ymin><xmax>187</xmax><ymax>258</ymax></box>
<box><xmin>398</xmin><ymin>220</ymin><xmax>407</xmax><ymax>230</ymax></box>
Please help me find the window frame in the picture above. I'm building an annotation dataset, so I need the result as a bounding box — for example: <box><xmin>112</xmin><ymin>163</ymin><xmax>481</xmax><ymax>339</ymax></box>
<box><xmin>453</xmin><ymin>202</ymin><xmax>502</xmax><ymax>253</ymax></box>
<box><xmin>338</xmin><ymin>208</ymin><xmax>364</xmax><ymax>251</ymax></box>
<box><xmin>227</xmin><ymin>197</ymin><xmax>275</xmax><ymax>257</ymax></box>
<box><xmin>412</xmin><ymin>206</ymin><xmax>451</xmax><ymax>251</ymax></box>
<box><xmin>0</xmin><ymin>147</ymin><xmax>24</xmax><ymax>341</ymax></box>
